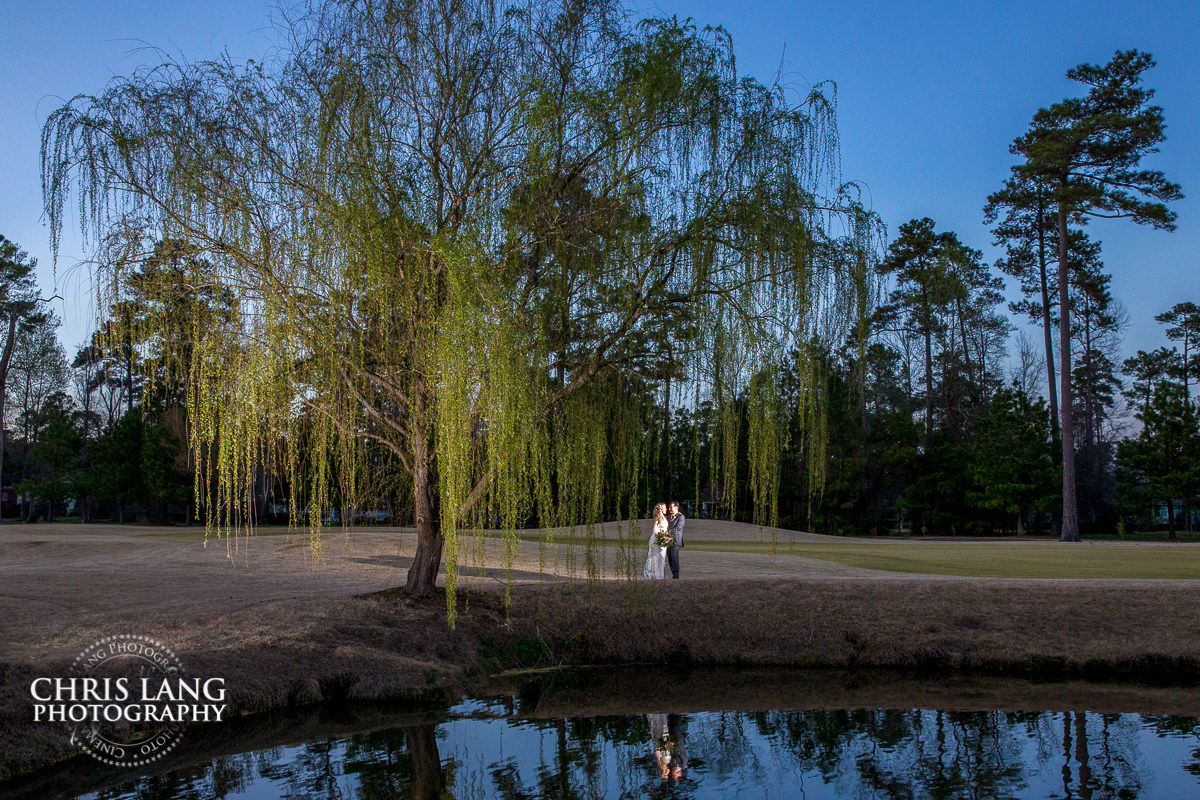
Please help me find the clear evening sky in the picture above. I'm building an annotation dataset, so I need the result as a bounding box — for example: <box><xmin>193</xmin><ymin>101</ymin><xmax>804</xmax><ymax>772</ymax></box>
<box><xmin>2</xmin><ymin>0</ymin><xmax>1197</xmax><ymax>384</ymax></box>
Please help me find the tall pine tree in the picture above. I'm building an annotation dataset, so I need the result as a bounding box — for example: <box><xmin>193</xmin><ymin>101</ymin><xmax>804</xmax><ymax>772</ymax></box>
<box><xmin>1011</xmin><ymin>50</ymin><xmax>1182</xmax><ymax>541</ymax></box>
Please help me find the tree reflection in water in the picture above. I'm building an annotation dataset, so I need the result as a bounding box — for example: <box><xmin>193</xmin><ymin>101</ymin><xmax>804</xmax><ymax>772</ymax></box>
<box><xmin>80</xmin><ymin>707</ymin><xmax>1199</xmax><ymax>799</ymax></box>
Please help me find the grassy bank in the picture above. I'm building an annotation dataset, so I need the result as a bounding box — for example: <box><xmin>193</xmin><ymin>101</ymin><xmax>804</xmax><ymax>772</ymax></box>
<box><xmin>490</xmin><ymin>579</ymin><xmax>1200</xmax><ymax>677</ymax></box>
<box><xmin>7</xmin><ymin>578</ymin><xmax>1200</xmax><ymax>781</ymax></box>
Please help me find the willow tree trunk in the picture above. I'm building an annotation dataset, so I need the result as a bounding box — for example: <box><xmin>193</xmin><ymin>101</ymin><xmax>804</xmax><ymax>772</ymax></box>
<box><xmin>406</xmin><ymin>505</ymin><xmax>444</xmax><ymax>595</ymax></box>
<box><xmin>405</xmin><ymin>724</ymin><xmax>446</xmax><ymax>800</ymax></box>
<box><xmin>1057</xmin><ymin>204</ymin><xmax>1081</xmax><ymax>542</ymax></box>
<box><xmin>405</xmin><ymin>391</ymin><xmax>443</xmax><ymax>596</ymax></box>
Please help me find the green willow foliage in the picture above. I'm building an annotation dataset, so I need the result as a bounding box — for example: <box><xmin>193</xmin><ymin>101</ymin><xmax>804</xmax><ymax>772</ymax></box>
<box><xmin>43</xmin><ymin>0</ymin><xmax>882</xmax><ymax>620</ymax></box>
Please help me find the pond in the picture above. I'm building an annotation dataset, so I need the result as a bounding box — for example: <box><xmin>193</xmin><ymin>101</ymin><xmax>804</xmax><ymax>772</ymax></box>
<box><xmin>11</xmin><ymin>668</ymin><xmax>1200</xmax><ymax>799</ymax></box>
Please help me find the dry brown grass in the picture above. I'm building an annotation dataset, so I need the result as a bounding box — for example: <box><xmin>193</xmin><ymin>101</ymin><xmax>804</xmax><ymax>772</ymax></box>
<box><xmin>495</xmin><ymin>579</ymin><xmax>1200</xmax><ymax>680</ymax></box>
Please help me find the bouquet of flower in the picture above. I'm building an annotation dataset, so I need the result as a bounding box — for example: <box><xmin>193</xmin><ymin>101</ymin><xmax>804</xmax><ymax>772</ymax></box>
<box><xmin>654</xmin><ymin>528</ymin><xmax>673</xmax><ymax>548</ymax></box>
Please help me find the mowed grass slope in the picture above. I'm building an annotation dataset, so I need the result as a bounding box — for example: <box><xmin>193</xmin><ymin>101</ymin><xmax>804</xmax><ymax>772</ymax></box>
<box><xmin>116</xmin><ymin>521</ymin><xmax>1200</xmax><ymax>579</ymax></box>
<box><xmin>686</xmin><ymin>539</ymin><xmax>1200</xmax><ymax>579</ymax></box>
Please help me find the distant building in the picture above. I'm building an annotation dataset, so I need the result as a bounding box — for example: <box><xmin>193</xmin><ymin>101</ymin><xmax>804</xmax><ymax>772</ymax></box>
<box><xmin>1</xmin><ymin>487</ymin><xmax>17</xmax><ymax>518</ymax></box>
<box><xmin>1151</xmin><ymin>501</ymin><xmax>1200</xmax><ymax>530</ymax></box>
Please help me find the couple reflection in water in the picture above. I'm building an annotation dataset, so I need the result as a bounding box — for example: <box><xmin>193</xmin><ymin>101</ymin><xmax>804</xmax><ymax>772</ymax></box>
<box><xmin>647</xmin><ymin>712</ymin><xmax>688</xmax><ymax>784</ymax></box>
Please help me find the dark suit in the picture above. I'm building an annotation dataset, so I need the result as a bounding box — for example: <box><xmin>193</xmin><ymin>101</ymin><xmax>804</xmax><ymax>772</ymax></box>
<box><xmin>666</xmin><ymin>511</ymin><xmax>685</xmax><ymax>578</ymax></box>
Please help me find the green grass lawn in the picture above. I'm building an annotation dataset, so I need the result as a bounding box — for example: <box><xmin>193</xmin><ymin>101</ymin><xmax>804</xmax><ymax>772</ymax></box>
<box><xmin>107</xmin><ymin>524</ymin><xmax>1200</xmax><ymax>579</ymax></box>
<box><xmin>685</xmin><ymin>540</ymin><xmax>1200</xmax><ymax>579</ymax></box>
<box><xmin>508</xmin><ymin>530</ymin><xmax>1200</xmax><ymax>579</ymax></box>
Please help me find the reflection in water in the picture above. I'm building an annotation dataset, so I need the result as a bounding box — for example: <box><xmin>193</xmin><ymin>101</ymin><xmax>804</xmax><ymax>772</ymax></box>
<box><xmin>73</xmin><ymin>704</ymin><xmax>1200</xmax><ymax>799</ymax></box>
<box><xmin>648</xmin><ymin>713</ymin><xmax>687</xmax><ymax>784</ymax></box>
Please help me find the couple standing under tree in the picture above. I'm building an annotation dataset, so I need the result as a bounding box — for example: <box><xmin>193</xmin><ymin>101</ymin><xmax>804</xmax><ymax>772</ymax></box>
<box><xmin>644</xmin><ymin>501</ymin><xmax>685</xmax><ymax>579</ymax></box>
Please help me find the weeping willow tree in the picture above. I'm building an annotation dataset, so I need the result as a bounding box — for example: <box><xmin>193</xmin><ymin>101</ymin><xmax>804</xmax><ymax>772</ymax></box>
<box><xmin>43</xmin><ymin>0</ymin><xmax>882</xmax><ymax>614</ymax></box>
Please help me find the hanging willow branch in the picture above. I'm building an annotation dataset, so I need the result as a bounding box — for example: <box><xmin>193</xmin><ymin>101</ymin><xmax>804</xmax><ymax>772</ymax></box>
<box><xmin>43</xmin><ymin>0</ymin><xmax>883</xmax><ymax>624</ymax></box>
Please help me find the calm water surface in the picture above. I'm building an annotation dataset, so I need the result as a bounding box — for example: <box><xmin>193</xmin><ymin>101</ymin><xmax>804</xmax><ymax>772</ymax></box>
<box><xmin>63</xmin><ymin>699</ymin><xmax>1200</xmax><ymax>799</ymax></box>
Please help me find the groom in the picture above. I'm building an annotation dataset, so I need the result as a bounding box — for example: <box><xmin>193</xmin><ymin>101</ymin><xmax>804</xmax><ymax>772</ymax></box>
<box><xmin>666</xmin><ymin>501</ymin><xmax>685</xmax><ymax>579</ymax></box>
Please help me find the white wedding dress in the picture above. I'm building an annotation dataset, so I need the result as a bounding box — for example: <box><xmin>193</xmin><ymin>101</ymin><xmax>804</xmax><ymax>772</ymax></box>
<box><xmin>643</xmin><ymin>518</ymin><xmax>668</xmax><ymax>579</ymax></box>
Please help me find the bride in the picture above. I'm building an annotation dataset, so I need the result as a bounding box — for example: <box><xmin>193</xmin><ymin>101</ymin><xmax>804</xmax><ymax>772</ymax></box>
<box><xmin>643</xmin><ymin>503</ymin><xmax>669</xmax><ymax>579</ymax></box>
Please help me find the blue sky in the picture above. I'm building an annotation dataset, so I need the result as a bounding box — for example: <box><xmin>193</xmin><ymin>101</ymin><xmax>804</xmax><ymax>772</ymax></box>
<box><xmin>3</xmin><ymin>0</ymin><xmax>1197</xmax><ymax>370</ymax></box>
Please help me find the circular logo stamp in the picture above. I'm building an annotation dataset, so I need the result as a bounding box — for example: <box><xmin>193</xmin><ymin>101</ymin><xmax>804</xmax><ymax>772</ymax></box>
<box><xmin>43</xmin><ymin>634</ymin><xmax>185</xmax><ymax>768</ymax></box>
<box><xmin>69</xmin><ymin>634</ymin><xmax>186</xmax><ymax>767</ymax></box>
<box><xmin>31</xmin><ymin>634</ymin><xmax>228</xmax><ymax>768</ymax></box>
<box><xmin>18</xmin><ymin>633</ymin><xmax>184</xmax><ymax>767</ymax></box>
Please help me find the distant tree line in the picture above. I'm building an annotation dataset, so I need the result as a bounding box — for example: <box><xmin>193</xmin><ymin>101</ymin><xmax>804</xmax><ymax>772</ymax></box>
<box><xmin>3</xmin><ymin>227</ymin><xmax>1192</xmax><ymax>535</ymax></box>
<box><xmin>1</xmin><ymin>240</ymin><xmax>198</xmax><ymax>523</ymax></box>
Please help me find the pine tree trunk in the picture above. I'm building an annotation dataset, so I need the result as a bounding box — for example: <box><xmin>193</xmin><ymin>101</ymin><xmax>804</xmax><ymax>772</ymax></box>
<box><xmin>1057</xmin><ymin>204</ymin><xmax>1081</xmax><ymax>542</ymax></box>
<box><xmin>1185</xmin><ymin>337</ymin><xmax>1191</xmax><ymax>404</ymax></box>
<box><xmin>1083</xmin><ymin>310</ymin><xmax>1095</xmax><ymax>449</ymax></box>
<box><xmin>924</xmin><ymin>326</ymin><xmax>934</xmax><ymax>451</ymax></box>
<box><xmin>126</xmin><ymin>344</ymin><xmax>134</xmax><ymax>414</ymax></box>
<box><xmin>1037</xmin><ymin>205</ymin><xmax>1060</xmax><ymax>442</ymax></box>
<box><xmin>0</xmin><ymin>315</ymin><xmax>16</xmax><ymax>523</ymax></box>
<box><xmin>1074</xmin><ymin>711</ymin><xmax>1092</xmax><ymax>799</ymax></box>
<box><xmin>1185</xmin><ymin>339</ymin><xmax>1194</xmax><ymax>534</ymax></box>
<box><xmin>959</xmin><ymin>305</ymin><xmax>973</xmax><ymax>389</ymax></box>
<box><xmin>1061</xmin><ymin>712</ymin><xmax>1072</xmax><ymax>798</ymax></box>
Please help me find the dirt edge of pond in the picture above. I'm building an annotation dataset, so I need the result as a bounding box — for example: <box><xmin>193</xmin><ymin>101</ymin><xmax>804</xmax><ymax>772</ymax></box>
<box><xmin>5</xmin><ymin>578</ymin><xmax>1200</xmax><ymax>782</ymax></box>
